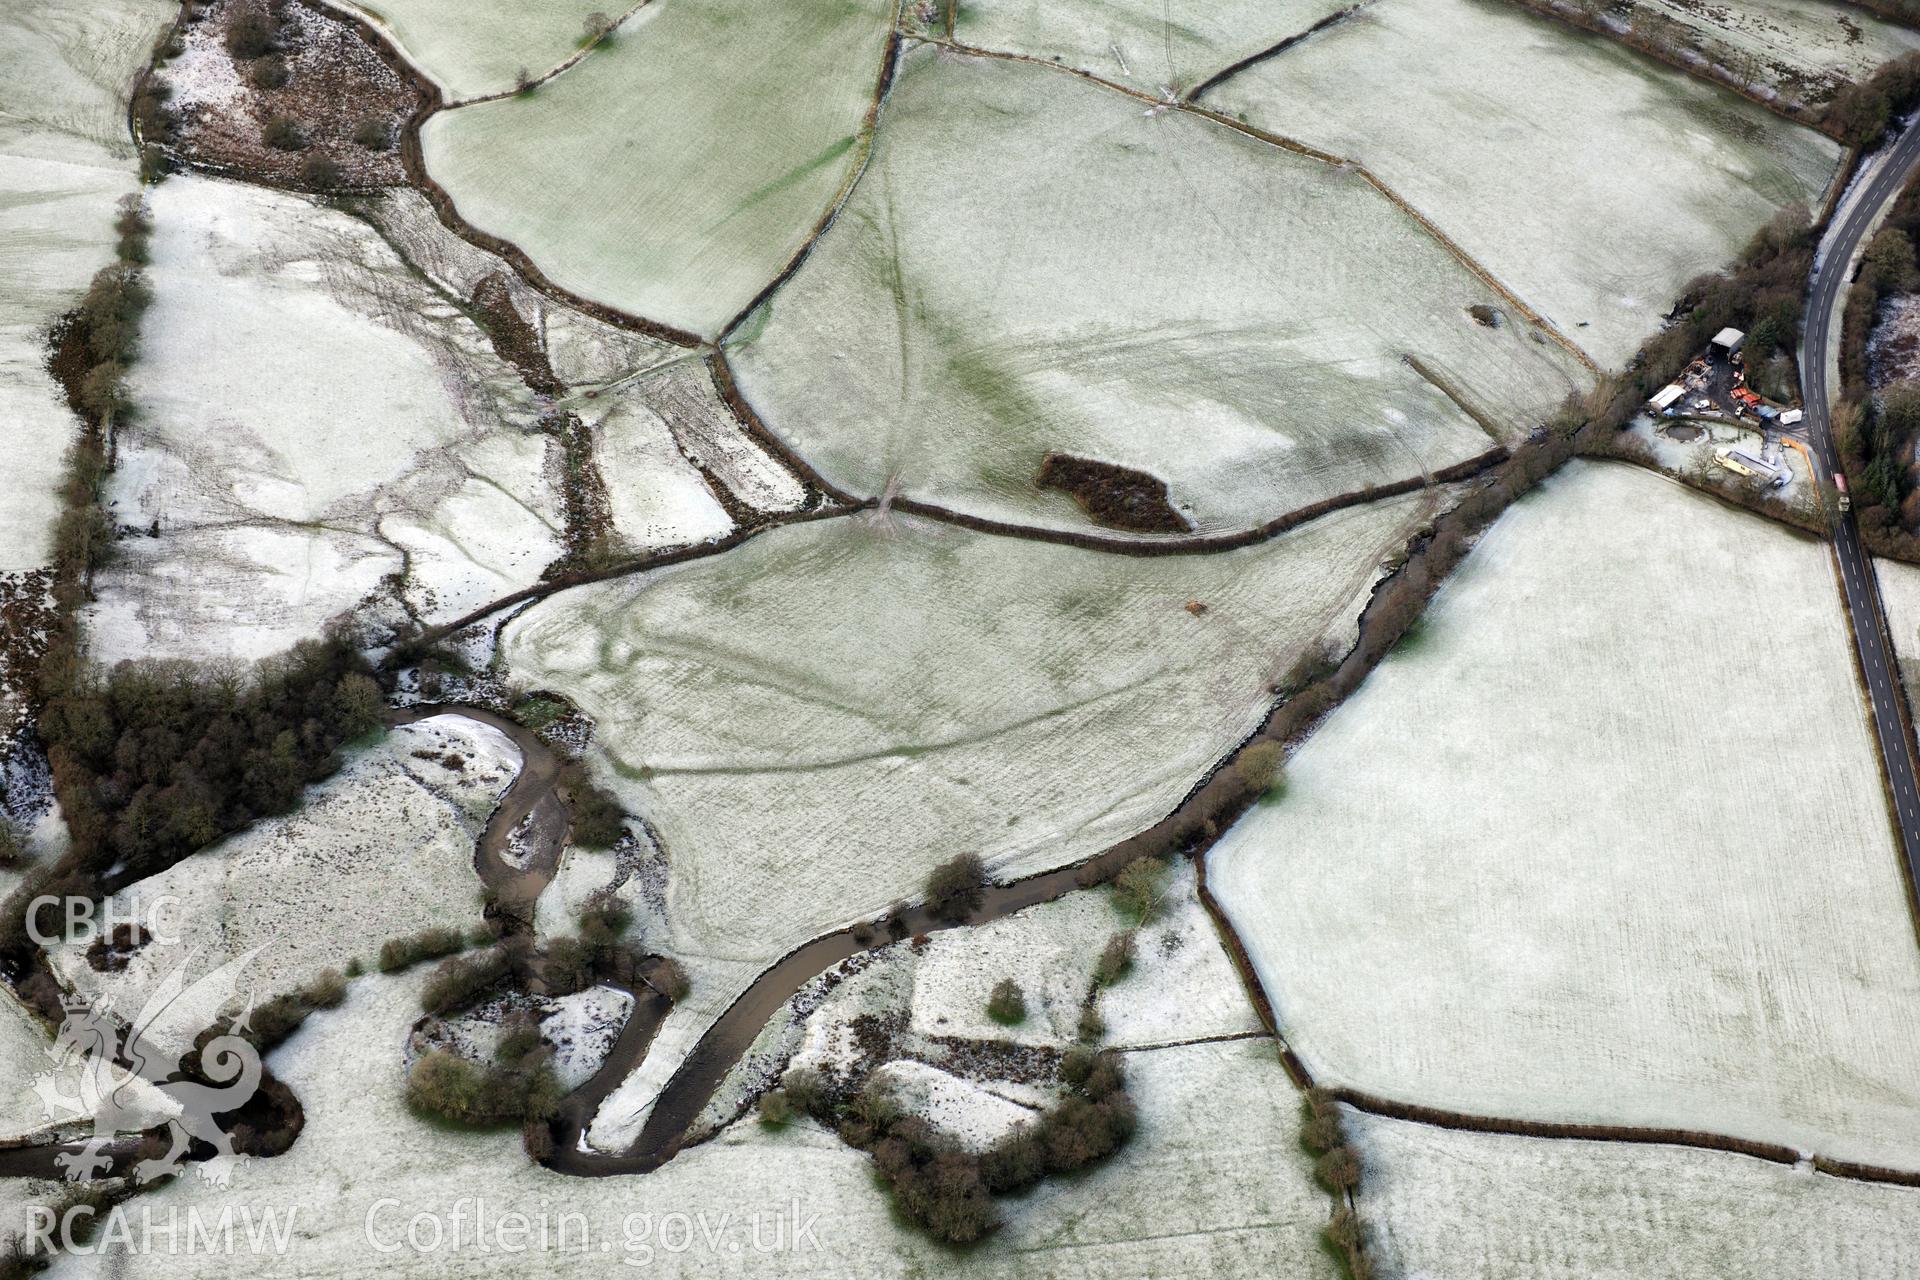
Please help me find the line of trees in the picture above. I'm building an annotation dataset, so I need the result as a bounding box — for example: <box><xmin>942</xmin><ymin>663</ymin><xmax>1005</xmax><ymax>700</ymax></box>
<box><xmin>1837</xmin><ymin>164</ymin><xmax>1920</xmax><ymax>550</ymax></box>
<box><xmin>1825</xmin><ymin>51</ymin><xmax>1920</xmax><ymax>146</ymax></box>
<box><xmin>33</xmin><ymin>641</ymin><xmax>384</xmax><ymax>888</ymax></box>
<box><xmin>1301</xmin><ymin>1086</ymin><xmax>1374</xmax><ymax>1280</ymax></box>
<box><xmin>1848</xmin><ymin>0</ymin><xmax>1920</xmax><ymax>27</ymax></box>
<box><xmin>761</xmin><ymin>1042</ymin><xmax>1137</xmax><ymax>1245</ymax></box>
<box><xmin>8</xmin><ymin>195</ymin><xmax>385</xmax><ymax>955</ymax></box>
<box><xmin>406</xmin><ymin>1009</ymin><xmax>566</xmax><ymax>1129</ymax></box>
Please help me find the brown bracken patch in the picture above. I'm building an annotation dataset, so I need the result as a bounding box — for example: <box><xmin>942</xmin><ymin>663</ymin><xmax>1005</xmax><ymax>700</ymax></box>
<box><xmin>85</xmin><ymin>924</ymin><xmax>153</xmax><ymax>973</ymax></box>
<box><xmin>1035</xmin><ymin>454</ymin><xmax>1192</xmax><ymax>534</ymax></box>
<box><xmin>471</xmin><ymin>274</ymin><xmax>562</xmax><ymax>396</ymax></box>
<box><xmin>44</xmin><ymin>314</ymin><xmax>98</xmax><ymax>427</ymax></box>
<box><xmin>162</xmin><ymin>0</ymin><xmax>417</xmax><ymax>194</ymax></box>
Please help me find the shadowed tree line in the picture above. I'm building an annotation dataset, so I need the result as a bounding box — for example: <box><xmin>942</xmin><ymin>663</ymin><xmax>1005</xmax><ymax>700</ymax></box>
<box><xmin>758</xmin><ymin>1044</ymin><xmax>1136</xmax><ymax>1245</ymax></box>
<box><xmin>1837</xmin><ymin>161</ymin><xmax>1920</xmax><ymax>553</ymax></box>
<box><xmin>19</xmin><ymin>639</ymin><xmax>385</xmax><ymax>907</ymax></box>
<box><xmin>1825</xmin><ymin>52</ymin><xmax>1920</xmax><ymax>146</ymax></box>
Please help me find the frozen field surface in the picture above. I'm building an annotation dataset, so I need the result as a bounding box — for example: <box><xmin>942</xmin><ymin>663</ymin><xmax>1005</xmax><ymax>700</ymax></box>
<box><xmin>588</xmin><ymin>387</ymin><xmax>736</xmax><ymax>553</ymax></box>
<box><xmin>353</xmin><ymin>187</ymin><xmax>676</xmax><ymax>391</ymax></box>
<box><xmin>517</xmin><ymin>495</ymin><xmax>1426</xmax><ymax>1150</ymax></box>
<box><xmin>697</xmin><ymin>857</ymin><xmax>1265</xmax><ymax>1143</ymax></box>
<box><xmin>48</xmin><ymin>716</ymin><xmax>515</xmax><ymax>1060</ymax></box>
<box><xmin>1607</xmin><ymin>0</ymin><xmax>1920</xmax><ymax>106</ymax></box>
<box><xmin>730</xmin><ymin>45</ymin><xmax>1583</xmax><ymax>537</ymax></box>
<box><xmin>903</xmin><ymin>858</ymin><xmax>1263</xmax><ymax>1050</ymax></box>
<box><xmin>1347</xmin><ymin>1109</ymin><xmax>1920</xmax><ymax>1279</ymax></box>
<box><xmin>1203</xmin><ymin>0</ymin><xmax>1842</xmax><ymax>369</ymax></box>
<box><xmin>339</xmin><ymin>0</ymin><xmax>623</xmax><ymax>99</ymax></box>
<box><xmin>42</xmin><ymin>966</ymin><xmax>1332</xmax><ymax>1279</ymax></box>
<box><xmin>1209</xmin><ymin>461</ymin><xmax>1920</xmax><ymax>1169</ymax></box>
<box><xmin>0</xmin><ymin>0</ymin><xmax>173</xmax><ymax>572</ymax></box>
<box><xmin>504</xmin><ymin>496</ymin><xmax>1428</xmax><ymax>987</ymax></box>
<box><xmin>420</xmin><ymin>0</ymin><xmax>895</xmax><ymax>339</ymax></box>
<box><xmin>955</xmin><ymin>0</ymin><xmax>1349</xmax><ymax>96</ymax></box>
<box><xmin>92</xmin><ymin>175</ymin><xmax>564</xmax><ymax>661</ymax></box>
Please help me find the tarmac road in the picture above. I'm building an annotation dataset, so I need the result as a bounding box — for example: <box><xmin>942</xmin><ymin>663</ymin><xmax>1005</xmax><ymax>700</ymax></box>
<box><xmin>1799</xmin><ymin>112</ymin><xmax>1920</xmax><ymax>894</ymax></box>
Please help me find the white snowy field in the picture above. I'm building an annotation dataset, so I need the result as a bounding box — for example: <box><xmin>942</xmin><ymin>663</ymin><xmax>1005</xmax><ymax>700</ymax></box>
<box><xmin>92</xmin><ymin>175</ymin><xmax>565</xmax><ymax>661</ymax></box>
<box><xmin>335</xmin><ymin>0</ymin><xmax>624</xmax><ymax>100</ymax></box>
<box><xmin>630</xmin><ymin>362</ymin><xmax>810</xmax><ymax>516</ymax></box>
<box><xmin>697</xmin><ymin>857</ymin><xmax>1265</xmax><ymax>1146</ymax></box>
<box><xmin>419</xmin><ymin>0</ymin><xmax>895</xmax><ymax>340</ymax></box>
<box><xmin>40</xmin><ymin>969</ymin><xmax>1332</xmax><ymax>1278</ymax></box>
<box><xmin>47</xmin><ymin>717</ymin><xmax>515</xmax><ymax>1060</ymax></box>
<box><xmin>698</xmin><ymin>855</ymin><xmax>1267</xmax><ymax>1113</ymax></box>
<box><xmin>902</xmin><ymin>859</ymin><xmax>1263</xmax><ymax>1051</ymax></box>
<box><xmin>1209</xmin><ymin>461</ymin><xmax>1920</xmax><ymax>1169</ymax></box>
<box><xmin>1618</xmin><ymin>0</ymin><xmax>1920</xmax><ymax>104</ymax></box>
<box><xmin>588</xmin><ymin>389</ymin><xmax>733</xmax><ymax>554</ymax></box>
<box><xmin>955</xmin><ymin>0</ymin><xmax>1349</xmax><ymax>96</ymax></box>
<box><xmin>0</xmin><ymin>0</ymin><xmax>174</xmax><ymax>572</ymax></box>
<box><xmin>504</xmin><ymin>495</ymin><xmax>1427</xmax><ymax>995</ymax></box>
<box><xmin>1347</xmin><ymin>1110</ymin><xmax>1920</xmax><ymax>1279</ymax></box>
<box><xmin>511</xmin><ymin>496</ymin><xmax>1425</xmax><ymax>1152</ymax></box>
<box><xmin>1203</xmin><ymin>0</ymin><xmax>1843</xmax><ymax>369</ymax></box>
<box><xmin>0</xmin><ymin>990</ymin><xmax>60</xmax><ymax>1140</ymax></box>
<box><xmin>730</xmin><ymin>44</ymin><xmax>1584</xmax><ymax>538</ymax></box>
<box><xmin>584</xmin><ymin>358</ymin><xmax>808</xmax><ymax>554</ymax></box>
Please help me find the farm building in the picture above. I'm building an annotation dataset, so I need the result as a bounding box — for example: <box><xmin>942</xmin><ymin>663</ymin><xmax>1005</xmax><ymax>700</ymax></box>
<box><xmin>1716</xmin><ymin>448</ymin><xmax>1786</xmax><ymax>486</ymax></box>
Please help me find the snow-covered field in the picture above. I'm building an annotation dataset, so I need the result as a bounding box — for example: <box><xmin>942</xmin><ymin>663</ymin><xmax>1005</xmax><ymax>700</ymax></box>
<box><xmin>335</xmin><ymin>0</ymin><xmax>625</xmax><ymax>100</ymax></box>
<box><xmin>1348</xmin><ymin>1109</ymin><xmax>1920</xmax><ymax>1279</ymax></box>
<box><xmin>633</xmin><ymin>362</ymin><xmax>809</xmax><ymax>516</ymax></box>
<box><xmin>1617</xmin><ymin>0</ymin><xmax>1920</xmax><ymax>105</ymax></box>
<box><xmin>42</xmin><ymin>965</ymin><xmax>1331</xmax><ymax>1278</ymax></box>
<box><xmin>509</xmin><ymin>496</ymin><xmax>1425</xmax><ymax>1151</ymax></box>
<box><xmin>91</xmin><ymin>175</ymin><xmax>564</xmax><ymax>661</ymax></box>
<box><xmin>696</xmin><ymin>858</ymin><xmax>1265</xmax><ymax>1144</ymax></box>
<box><xmin>0</xmin><ymin>989</ymin><xmax>59</xmax><ymax>1139</ymax></box>
<box><xmin>0</xmin><ymin>0</ymin><xmax>174</xmax><ymax>572</ymax></box>
<box><xmin>354</xmin><ymin>187</ymin><xmax>675</xmax><ymax>392</ymax></box>
<box><xmin>419</xmin><ymin>0</ymin><xmax>896</xmax><ymax>339</ymax></box>
<box><xmin>48</xmin><ymin>716</ymin><xmax>516</xmax><ymax>1059</ymax></box>
<box><xmin>588</xmin><ymin>388</ymin><xmax>734</xmax><ymax>553</ymax></box>
<box><xmin>504</xmin><ymin>496</ymin><xmax>1427</xmax><ymax>1010</ymax></box>
<box><xmin>956</xmin><ymin>0</ymin><xmax>1348</xmax><ymax>96</ymax></box>
<box><xmin>585</xmin><ymin>358</ymin><xmax>809</xmax><ymax>548</ymax></box>
<box><xmin>1204</xmin><ymin>0</ymin><xmax>1843</xmax><ymax>369</ymax></box>
<box><xmin>729</xmin><ymin>44</ymin><xmax>1584</xmax><ymax>537</ymax></box>
<box><xmin>1210</xmin><ymin>460</ymin><xmax>1920</xmax><ymax>1169</ymax></box>
<box><xmin>903</xmin><ymin>859</ymin><xmax>1262</xmax><ymax>1050</ymax></box>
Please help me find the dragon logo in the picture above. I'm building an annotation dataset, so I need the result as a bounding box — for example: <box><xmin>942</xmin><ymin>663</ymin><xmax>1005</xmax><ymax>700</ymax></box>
<box><xmin>33</xmin><ymin>946</ymin><xmax>269</xmax><ymax>1186</ymax></box>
